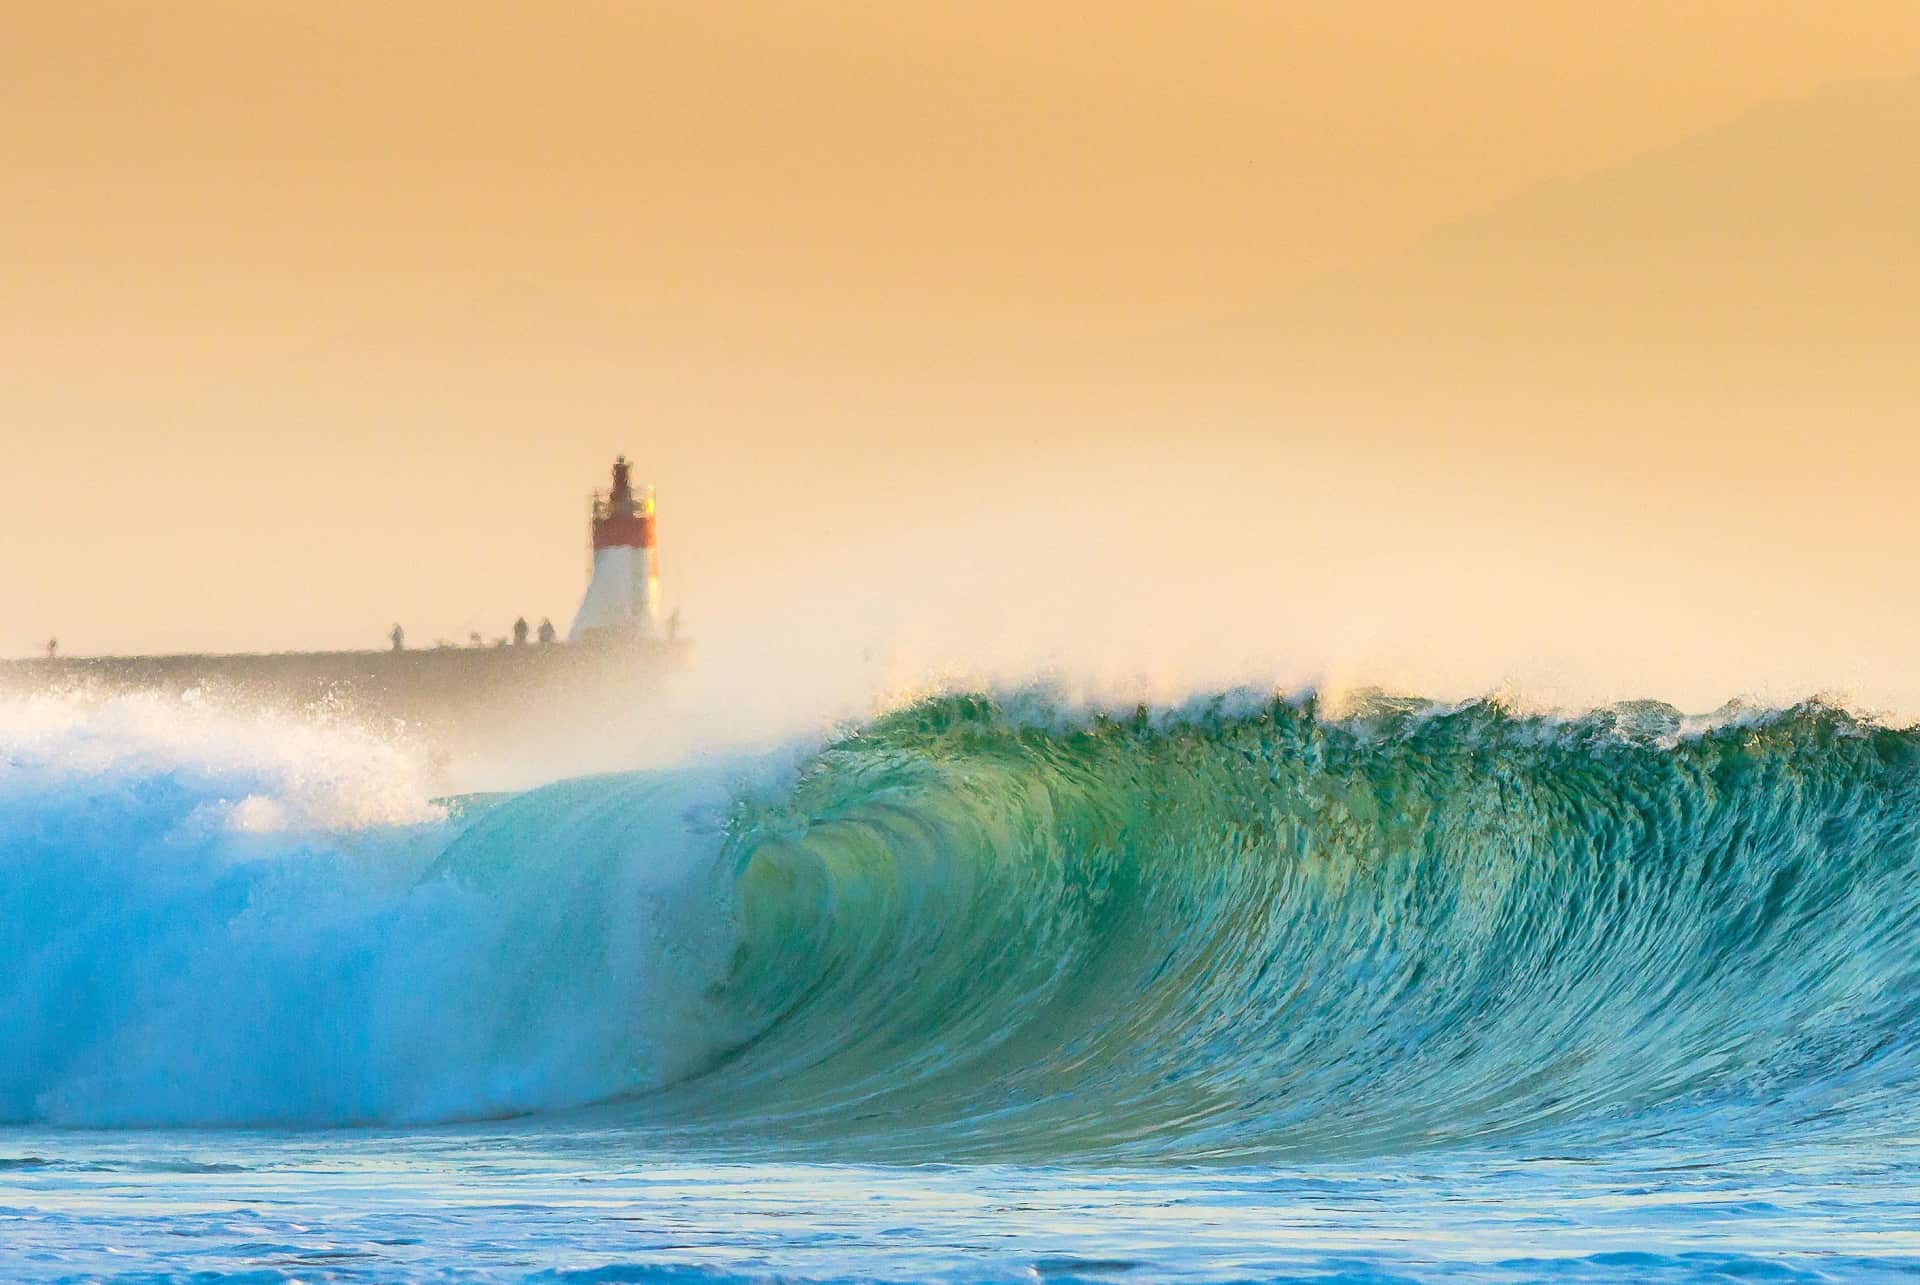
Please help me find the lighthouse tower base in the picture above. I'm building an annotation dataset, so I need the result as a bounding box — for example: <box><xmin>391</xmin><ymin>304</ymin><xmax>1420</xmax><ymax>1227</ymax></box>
<box><xmin>570</xmin><ymin>545</ymin><xmax>661</xmax><ymax>641</ymax></box>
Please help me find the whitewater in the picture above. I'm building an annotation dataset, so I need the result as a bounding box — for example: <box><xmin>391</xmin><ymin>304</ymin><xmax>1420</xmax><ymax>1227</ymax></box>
<box><xmin>4</xmin><ymin>687</ymin><xmax>1919</xmax><ymax>1281</ymax></box>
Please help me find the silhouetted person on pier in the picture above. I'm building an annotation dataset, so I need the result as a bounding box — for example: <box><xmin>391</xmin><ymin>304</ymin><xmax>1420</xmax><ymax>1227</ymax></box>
<box><xmin>537</xmin><ymin>618</ymin><xmax>557</xmax><ymax>645</ymax></box>
<box><xmin>391</xmin><ymin>624</ymin><xmax>405</xmax><ymax>652</ymax></box>
<box><xmin>46</xmin><ymin>638</ymin><xmax>57</xmax><ymax>660</ymax></box>
<box><xmin>513</xmin><ymin>617</ymin><xmax>530</xmax><ymax>647</ymax></box>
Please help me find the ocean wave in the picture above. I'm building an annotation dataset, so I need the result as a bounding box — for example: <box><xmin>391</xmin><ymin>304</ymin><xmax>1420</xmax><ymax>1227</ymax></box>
<box><xmin>3</xmin><ymin>689</ymin><xmax>1917</xmax><ymax>1160</ymax></box>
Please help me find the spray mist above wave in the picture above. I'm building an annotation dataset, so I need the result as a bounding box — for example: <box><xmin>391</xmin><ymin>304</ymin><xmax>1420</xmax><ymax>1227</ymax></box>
<box><xmin>3</xmin><ymin>686</ymin><xmax>1920</xmax><ymax>1160</ymax></box>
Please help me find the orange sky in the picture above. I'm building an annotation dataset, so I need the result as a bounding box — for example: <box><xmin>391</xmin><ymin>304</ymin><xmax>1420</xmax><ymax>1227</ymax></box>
<box><xmin>5</xmin><ymin>3</ymin><xmax>1919</xmax><ymax>713</ymax></box>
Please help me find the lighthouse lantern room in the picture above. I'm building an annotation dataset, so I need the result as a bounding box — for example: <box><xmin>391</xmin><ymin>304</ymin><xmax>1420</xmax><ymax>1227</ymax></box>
<box><xmin>569</xmin><ymin>456</ymin><xmax>664</xmax><ymax>641</ymax></box>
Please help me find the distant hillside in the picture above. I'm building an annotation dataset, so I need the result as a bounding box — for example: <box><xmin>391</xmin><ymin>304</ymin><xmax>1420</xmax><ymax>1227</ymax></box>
<box><xmin>1238</xmin><ymin>76</ymin><xmax>1920</xmax><ymax>432</ymax></box>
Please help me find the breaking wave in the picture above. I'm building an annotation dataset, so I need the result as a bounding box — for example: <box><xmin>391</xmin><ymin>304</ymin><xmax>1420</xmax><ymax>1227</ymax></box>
<box><xmin>4</xmin><ymin>689</ymin><xmax>1919</xmax><ymax>1161</ymax></box>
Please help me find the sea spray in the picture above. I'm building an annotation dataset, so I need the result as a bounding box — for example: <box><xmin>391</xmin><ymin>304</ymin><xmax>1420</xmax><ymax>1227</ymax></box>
<box><xmin>0</xmin><ymin>692</ymin><xmax>739</xmax><ymax>1126</ymax></box>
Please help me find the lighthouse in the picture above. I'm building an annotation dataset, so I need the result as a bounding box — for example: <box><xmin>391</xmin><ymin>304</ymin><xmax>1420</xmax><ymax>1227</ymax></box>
<box><xmin>569</xmin><ymin>456</ymin><xmax>664</xmax><ymax>641</ymax></box>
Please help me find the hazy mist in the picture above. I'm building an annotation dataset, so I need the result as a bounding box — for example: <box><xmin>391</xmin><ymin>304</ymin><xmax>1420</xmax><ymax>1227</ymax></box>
<box><xmin>6</xmin><ymin>4</ymin><xmax>1919</xmax><ymax>720</ymax></box>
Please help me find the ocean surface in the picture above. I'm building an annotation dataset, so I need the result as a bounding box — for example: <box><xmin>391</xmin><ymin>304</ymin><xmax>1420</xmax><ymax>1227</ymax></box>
<box><xmin>3</xmin><ymin>688</ymin><xmax>1919</xmax><ymax>1282</ymax></box>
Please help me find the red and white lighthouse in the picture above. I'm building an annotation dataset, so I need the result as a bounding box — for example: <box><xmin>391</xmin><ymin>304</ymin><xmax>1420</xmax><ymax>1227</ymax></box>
<box><xmin>569</xmin><ymin>456</ymin><xmax>664</xmax><ymax>641</ymax></box>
